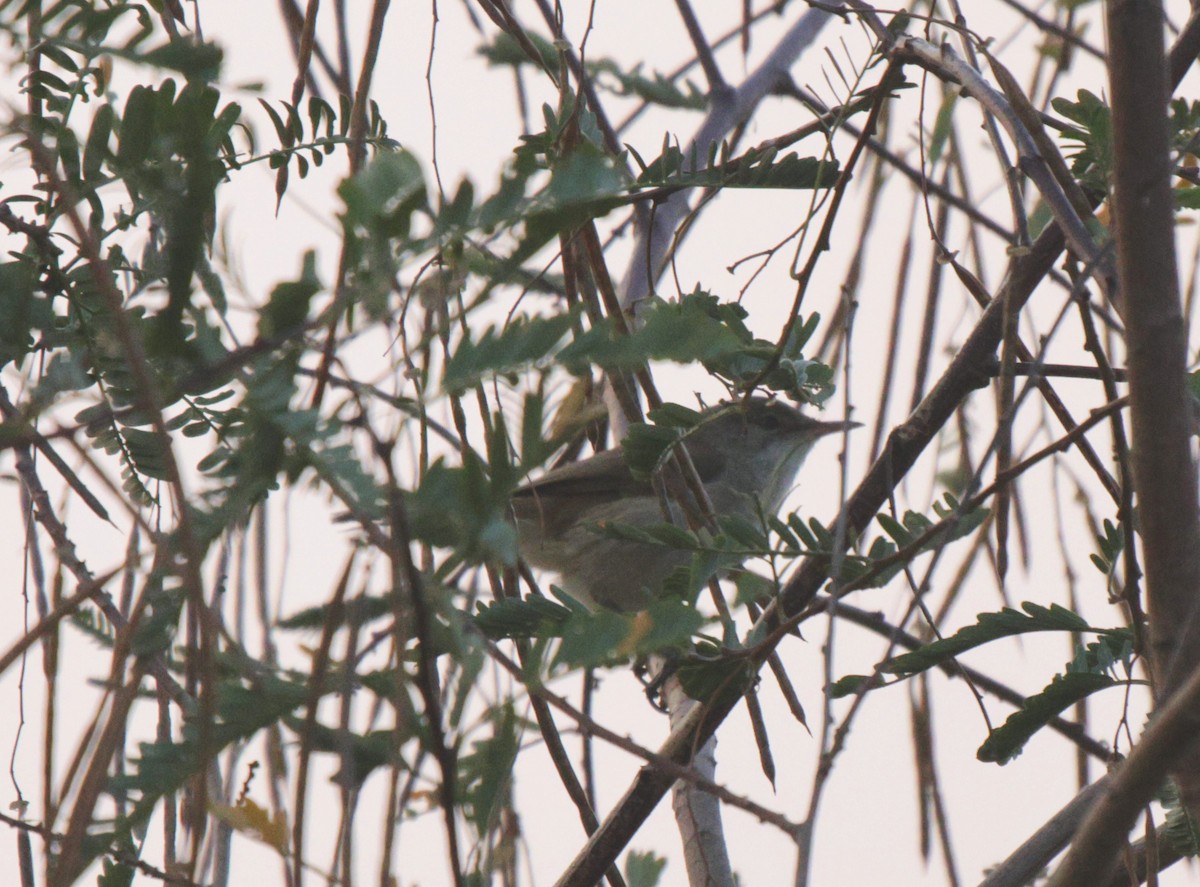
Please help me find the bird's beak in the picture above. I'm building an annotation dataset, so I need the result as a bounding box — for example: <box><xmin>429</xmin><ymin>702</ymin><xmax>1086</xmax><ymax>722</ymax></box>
<box><xmin>815</xmin><ymin>419</ymin><xmax>860</xmax><ymax>436</ymax></box>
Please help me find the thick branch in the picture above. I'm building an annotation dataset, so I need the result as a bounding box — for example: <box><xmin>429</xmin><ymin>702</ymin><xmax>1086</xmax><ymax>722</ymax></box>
<box><xmin>1045</xmin><ymin>2</ymin><xmax>1200</xmax><ymax>881</ymax></box>
<box><xmin>554</xmin><ymin>8</ymin><xmax>1200</xmax><ymax>886</ymax></box>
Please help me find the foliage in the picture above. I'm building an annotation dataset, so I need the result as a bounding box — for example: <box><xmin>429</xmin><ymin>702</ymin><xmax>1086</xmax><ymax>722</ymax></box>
<box><xmin>1052</xmin><ymin>89</ymin><xmax>1113</xmax><ymax>195</ymax></box>
<box><xmin>1160</xmin><ymin>779</ymin><xmax>1200</xmax><ymax>859</ymax></box>
<box><xmin>833</xmin><ymin>605</ymin><xmax>1134</xmax><ymax>763</ymax></box>
<box><xmin>0</xmin><ymin>3</ymin><xmax>1194</xmax><ymax>886</ymax></box>
<box><xmin>1054</xmin><ymin>88</ymin><xmax>1200</xmax><ymax>212</ymax></box>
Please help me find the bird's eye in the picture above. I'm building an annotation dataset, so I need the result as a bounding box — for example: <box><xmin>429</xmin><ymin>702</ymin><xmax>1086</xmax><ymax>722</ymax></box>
<box><xmin>760</xmin><ymin>413</ymin><xmax>781</xmax><ymax>430</ymax></box>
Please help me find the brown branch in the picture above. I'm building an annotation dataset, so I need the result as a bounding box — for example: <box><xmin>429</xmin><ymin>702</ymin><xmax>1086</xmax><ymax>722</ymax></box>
<box><xmin>1045</xmin><ymin>651</ymin><xmax>1200</xmax><ymax>886</ymax></box>
<box><xmin>388</xmin><ymin>488</ymin><xmax>466</xmax><ymax>886</ymax></box>
<box><xmin>820</xmin><ymin>600</ymin><xmax>1112</xmax><ymax>762</ymax></box>
<box><xmin>1043</xmin><ymin>2</ymin><xmax>1200</xmax><ymax>882</ymax></box>
<box><xmin>545</xmin><ymin>11</ymin><xmax>1200</xmax><ymax>882</ymax></box>
<box><xmin>484</xmin><ymin>643</ymin><xmax>805</xmax><ymax>839</ymax></box>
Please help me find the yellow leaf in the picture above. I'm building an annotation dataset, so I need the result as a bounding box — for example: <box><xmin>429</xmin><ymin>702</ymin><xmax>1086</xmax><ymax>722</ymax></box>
<box><xmin>615</xmin><ymin>611</ymin><xmax>653</xmax><ymax>658</ymax></box>
<box><xmin>210</xmin><ymin>799</ymin><xmax>290</xmax><ymax>856</ymax></box>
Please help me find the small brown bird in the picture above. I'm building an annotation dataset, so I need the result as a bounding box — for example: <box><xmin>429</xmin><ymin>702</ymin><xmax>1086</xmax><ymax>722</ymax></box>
<box><xmin>510</xmin><ymin>398</ymin><xmax>854</xmax><ymax>611</ymax></box>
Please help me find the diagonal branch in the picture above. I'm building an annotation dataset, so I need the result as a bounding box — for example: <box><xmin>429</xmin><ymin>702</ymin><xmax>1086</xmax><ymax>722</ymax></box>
<box><xmin>552</xmin><ymin>10</ymin><xmax>1200</xmax><ymax>882</ymax></box>
<box><xmin>617</xmin><ymin>6</ymin><xmax>839</xmax><ymax>312</ymax></box>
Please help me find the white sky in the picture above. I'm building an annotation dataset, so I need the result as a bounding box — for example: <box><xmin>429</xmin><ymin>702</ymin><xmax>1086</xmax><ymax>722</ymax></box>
<box><xmin>1</xmin><ymin>1</ymin><xmax>1198</xmax><ymax>885</ymax></box>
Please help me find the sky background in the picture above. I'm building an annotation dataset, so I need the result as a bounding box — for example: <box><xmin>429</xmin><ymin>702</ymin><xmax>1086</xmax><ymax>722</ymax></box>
<box><xmin>1</xmin><ymin>1</ymin><xmax>1196</xmax><ymax>885</ymax></box>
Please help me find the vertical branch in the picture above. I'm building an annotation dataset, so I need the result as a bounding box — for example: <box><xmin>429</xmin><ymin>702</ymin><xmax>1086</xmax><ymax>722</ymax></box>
<box><xmin>347</xmin><ymin>0</ymin><xmax>391</xmax><ymax>171</ymax></box>
<box><xmin>310</xmin><ymin>0</ymin><xmax>391</xmax><ymax>408</ymax></box>
<box><xmin>1108</xmin><ymin>1</ymin><xmax>1200</xmax><ymax>714</ymax></box>
<box><xmin>1046</xmin><ymin>1</ymin><xmax>1200</xmax><ymax>882</ymax></box>
<box><xmin>387</xmin><ymin>485</ymin><xmax>465</xmax><ymax>887</ymax></box>
<box><xmin>275</xmin><ymin>0</ymin><xmax>321</xmax><ymax>211</ymax></box>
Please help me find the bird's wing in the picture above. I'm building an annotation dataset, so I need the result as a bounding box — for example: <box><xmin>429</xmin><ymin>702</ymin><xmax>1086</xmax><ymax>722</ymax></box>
<box><xmin>513</xmin><ymin>448</ymin><xmax>640</xmax><ymax>498</ymax></box>
<box><xmin>511</xmin><ymin>448</ymin><xmax>649</xmax><ymax>537</ymax></box>
<box><xmin>512</xmin><ymin>423</ymin><xmax>740</xmax><ymax>536</ymax></box>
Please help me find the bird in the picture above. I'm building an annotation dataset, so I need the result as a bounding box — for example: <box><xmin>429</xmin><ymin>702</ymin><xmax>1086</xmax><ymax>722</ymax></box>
<box><xmin>510</xmin><ymin>397</ymin><xmax>854</xmax><ymax>611</ymax></box>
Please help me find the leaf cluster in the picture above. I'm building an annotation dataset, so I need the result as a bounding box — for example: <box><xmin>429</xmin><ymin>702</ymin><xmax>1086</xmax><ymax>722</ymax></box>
<box><xmin>833</xmin><ymin>602</ymin><xmax>1132</xmax><ymax>764</ymax></box>
<box><xmin>1054</xmin><ymin>88</ymin><xmax>1200</xmax><ymax>212</ymax></box>
<box><xmin>260</xmin><ymin>93</ymin><xmax>397</xmax><ymax>191</ymax></box>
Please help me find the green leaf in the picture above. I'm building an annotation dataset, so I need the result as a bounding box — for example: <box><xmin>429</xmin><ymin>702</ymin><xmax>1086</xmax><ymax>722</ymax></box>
<box><xmin>0</xmin><ymin>262</ymin><xmax>48</xmax><ymax>366</ymax></box>
<box><xmin>875</xmin><ymin>495</ymin><xmax>987</xmax><ymax>558</ymax></box>
<box><xmin>405</xmin><ymin>457</ymin><xmax>516</xmax><ymax>566</ymax></box>
<box><xmin>646</xmin><ymin>402</ymin><xmax>706</xmax><ymax>429</ymax></box>
<box><xmin>633</xmin><ymin>144</ymin><xmax>840</xmax><ymax>190</ymax></box>
<box><xmin>96</xmin><ymin>837</ymin><xmax>136</xmax><ymax>887</ymax></box>
<box><xmin>788</xmin><ymin>514</ymin><xmax>820</xmax><ymax>550</ymax></box>
<box><xmin>442</xmin><ymin>312</ymin><xmax>576</xmax><ymax>394</ymax></box>
<box><xmin>477</xmin><ymin>30</ymin><xmax>558</xmax><ymax>72</ymax></box>
<box><xmin>458</xmin><ymin>704</ymin><xmax>520</xmax><ymax>835</ymax></box>
<box><xmin>544</xmin><ymin>142</ymin><xmax>626</xmax><ymax>205</ymax></box>
<box><xmin>259</xmin><ymin>97</ymin><xmax>290</xmax><ymax>144</ymax></box>
<box><xmin>876</xmin><ymin>512</ymin><xmax>908</xmax><ymax>545</ymax></box>
<box><xmin>30</xmin><ymin>68</ymin><xmax>71</xmax><ymax>95</ymax></box>
<box><xmin>136</xmin><ymin>40</ymin><xmax>224</xmax><ymax>81</ymax></box>
<box><xmin>130</xmin><ymin>586</ymin><xmax>185</xmax><ymax>656</ymax></box>
<box><xmin>1050</xmin><ymin>89</ymin><xmax>1112</xmax><ymax>192</ymax></box>
<box><xmin>339</xmin><ymin>148</ymin><xmax>428</xmax><ymax>237</ymax></box>
<box><xmin>473</xmin><ymin>594</ymin><xmax>574</xmax><ymax>640</ymax></box>
<box><xmin>977</xmin><ymin>671</ymin><xmax>1117</xmax><ymax>764</ymax></box>
<box><xmin>520</xmin><ymin>393</ymin><xmax>557</xmax><ymax>468</ymax></box>
<box><xmin>931</xmin><ymin>493</ymin><xmax>989</xmax><ymax>542</ymax></box>
<box><xmin>284</xmin><ymin>721</ymin><xmax>409</xmax><ymax>788</ymax></box>
<box><xmin>93</xmin><ymin>669</ymin><xmax>313</xmax><ymax>875</ymax></box>
<box><xmin>83</xmin><ymin>103</ymin><xmax>115</xmax><ymax>181</ymax></box>
<box><xmin>590</xmin><ymin>59</ymin><xmax>707</xmax><ymax>110</ymax></box>
<box><xmin>625</xmin><ymin>850</ymin><xmax>669</xmax><ymax>887</ymax></box>
<box><xmin>39</xmin><ymin>43</ymin><xmax>80</xmax><ymax>73</ymax></box>
<box><xmin>437</xmin><ymin>178</ymin><xmax>475</xmax><ymax>230</ymax></box>
<box><xmin>1177</xmin><ymin>187</ymin><xmax>1200</xmax><ymax>210</ymax></box>
<box><xmin>117</xmin><ymin>84</ymin><xmax>156</xmax><ymax>169</ymax></box>
<box><xmin>715</xmin><ymin>514</ymin><xmax>769</xmax><ymax>552</ymax></box>
<box><xmin>836</xmin><ymin>537</ymin><xmax>902</xmax><ymax>588</ymax></box>
<box><xmin>679</xmin><ymin>293</ymin><xmax>833</xmax><ymax>404</ymax></box>
<box><xmin>620</xmin><ymin>416</ymin><xmax>691</xmax><ymax>479</ymax></box>
<box><xmin>57</xmin><ymin>125</ymin><xmax>82</xmax><ymax>187</ymax></box>
<box><xmin>554</xmin><ymin>599</ymin><xmax>704</xmax><ymax>667</ymax></box>
<box><xmin>638</xmin><ymin>522</ymin><xmax>702</xmax><ymax>550</ymax></box>
<box><xmin>1091</xmin><ymin>518</ymin><xmax>1123</xmax><ymax>575</ymax></box>
<box><xmin>882</xmin><ymin>602</ymin><xmax>1096</xmax><ymax>678</ymax></box>
<box><xmin>122</xmin><ymin>427</ymin><xmax>170</xmax><ymax>480</ymax></box>
<box><xmin>1160</xmin><ymin>779</ymin><xmax>1200</xmax><ymax>858</ymax></box>
<box><xmin>733</xmin><ymin>570</ymin><xmax>775</xmax><ymax>606</ymax></box>
<box><xmin>278</xmin><ymin>594</ymin><xmax>396</xmax><ymax>631</ymax></box>
<box><xmin>258</xmin><ymin>251</ymin><xmax>321</xmax><ymax>338</ymax></box>
<box><xmin>676</xmin><ymin>650</ymin><xmax>755</xmax><ymax>704</ymax></box>
<box><xmin>928</xmin><ymin>91</ymin><xmax>957</xmax><ymax>166</ymax></box>
<box><xmin>556</xmin><ymin>295</ymin><xmax>746</xmax><ymax>375</ymax></box>
<box><xmin>830</xmin><ymin>674</ymin><xmax>875</xmax><ymax>699</ymax></box>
